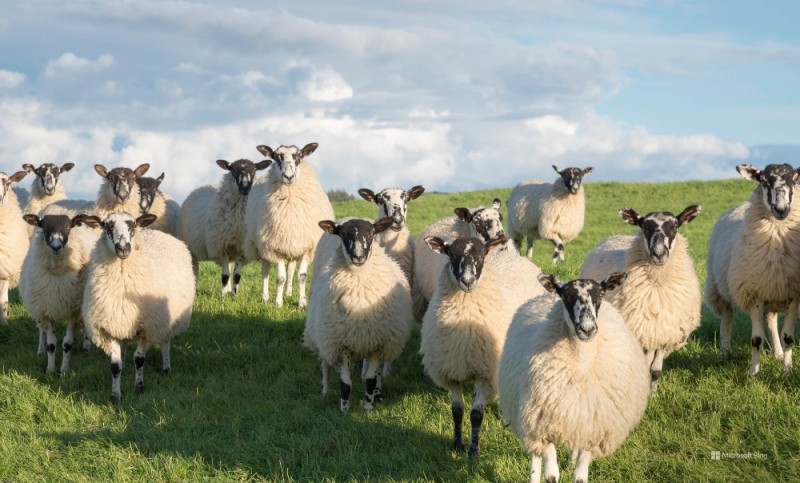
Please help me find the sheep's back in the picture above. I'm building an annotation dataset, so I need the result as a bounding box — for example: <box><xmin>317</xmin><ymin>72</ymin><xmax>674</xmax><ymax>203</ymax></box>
<box><xmin>378</xmin><ymin>226</ymin><xmax>414</xmax><ymax>285</ymax></box>
<box><xmin>579</xmin><ymin>235</ymin><xmax>634</xmax><ymax>281</ymax></box>
<box><xmin>148</xmin><ymin>193</ymin><xmax>180</xmax><ymax>236</ymax></box>
<box><xmin>490</xmin><ymin>242</ymin><xmax>546</xmax><ymax>311</ymax></box>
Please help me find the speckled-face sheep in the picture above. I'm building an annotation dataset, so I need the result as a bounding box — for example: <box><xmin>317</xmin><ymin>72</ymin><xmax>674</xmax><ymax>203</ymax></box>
<box><xmin>0</xmin><ymin>170</ymin><xmax>29</xmax><ymax>323</ymax></box>
<box><xmin>81</xmin><ymin>212</ymin><xmax>196</xmax><ymax>403</ymax></box>
<box><xmin>420</xmin><ymin>234</ymin><xmax>512</xmax><ymax>458</ymax></box>
<box><xmin>412</xmin><ymin>199</ymin><xmax>505</xmax><ymax>322</ymax></box>
<box><xmin>303</xmin><ymin>217</ymin><xmax>414</xmax><ymax>413</ymax></box>
<box><xmin>507</xmin><ymin>165</ymin><xmax>593</xmax><ymax>264</ymax></box>
<box><xmin>705</xmin><ymin>163</ymin><xmax>800</xmax><ymax>375</ymax></box>
<box><xmin>243</xmin><ymin>143</ymin><xmax>334</xmax><ymax>307</ymax></box>
<box><xmin>579</xmin><ymin>205</ymin><xmax>702</xmax><ymax>393</ymax></box>
<box><xmin>499</xmin><ymin>272</ymin><xmax>649</xmax><ymax>483</ymax></box>
<box><xmin>19</xmin><ymin>214</ymin><xmax>97</xmax><ymax>373</ymax></box>
<box><xmin>21</xmin><ymin>162</ymin><xmax>75</xmax><ymax>222</ymax></box>
<box><xmin>179</xmin><ymin>158</ymin><xmax>270</xmax><ymax>295</ymax></box>
<box><xmin>136</xmin><ymin>172</ymin><xmax>181</xmax><ymax>236</ymax></box>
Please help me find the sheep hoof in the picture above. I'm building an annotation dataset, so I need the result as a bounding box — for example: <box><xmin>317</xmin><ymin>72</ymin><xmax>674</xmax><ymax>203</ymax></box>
<box><xmin>782</xmin><ymin>364</ymin><xmax>793</xmax><ymax>374</ymax></box>
<box><xmin>452</xmin><ymin>439</ymin><xmax>465</xmax><ymax>452</ymax></box>
<box><xmin>468</xmin><ymin>445</ymin><xmax>480</xmax><ymax>459</ymax></box>
<box><xmin>111</xmin><ymin>393</ymin><xmax>121</xmax><ymax>405</ymax></box>
<box><xmin>46</xmin><ymin>367</ymin><xmax>55</xmax><ymax>375</ymax></box>
<box><xmin>545</xmin><ymin>477</ymin><xmax>557</xmax><ymax>483</ymax></box>
<box><xmin>747</xmin><ymin>364</ymin><xmax>760</xmax><ymax>376</ymax></box>
<box><xmin>135</xmin><ymin>383</ymin><xmax>144</xmax><ymax>395</ymax></box>
<box><xmin>773</xmin><ymin>350</ymin><xmax>785</xmax><ymax>360</ymax></box>
<box><xmin>162</xmin><ymin>368</ymin><xmax>171</xmax><ymax>374</ymax></box>
<box><xmin>374</xmin><ymin>389</ymin><xmax>383</xmax><ymax>402</ymax></box>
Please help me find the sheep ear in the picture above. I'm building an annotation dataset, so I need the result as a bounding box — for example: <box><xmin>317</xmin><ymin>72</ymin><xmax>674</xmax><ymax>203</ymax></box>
<box><xmin>216</xmin><ymin>160</ymin><xmax>231</xmax><ymax>171</ymax></box>
<box><xmin>300</xmin><ymin>142</ymin><xmax>319</xmax><ymax>158</ymax></box>
<box><xmin>552</xmin><ymin>165</ymin><xmax>562</xmax><ymax>174</ymax></box>
<box><xmin>485</xmin><ymin>234</ymin><xmax>508</xmax><ymax>253</ymax></box>
<box><xmin>256</xmin><ymin>145</ymin><xmax>273</xmax><ymax>158</ymax></box>
<box><xmin>619</xmin><ymin>208</ymin><xmax>642</xmax><ymax>226</ymax></box>
<box><xmin>374</xmin><ymin>217</ymin><xmax>394</xmax><ymax>234</ymax></box>
<box><xmin>454</xmin><ymin>207</ymin><xmax>472</xmax><ymax>223</ymax></box>
<box><xmin>22</xmin><ymin>214</ymin><xmax>40</xmax><ymax>227</ymax></box>
<box><xmin>70</xmin><ymin>214</ymin><xmax>88</xmax><ymax>227</ymax></box>
<box><xmin>155</xmin><ymin>172</ymin><xmax>165</xmax><ymax>184</ymax></box>
<box><xmin>9</xmin><ymin>171</ymin><xmax>27</xmax><ymax>184</ymax></box>
<box><xmin>583</xmin><ymin>167</ymin><xmax>594</xmax><ymax>176</ymax></box>
<box><xmin>255</xmin><ymin>160</ymin><xmax>271</xmax><ymax>171</ymax></box>
<box><xmin>22</xmin><ymin>163</ymin><xmax>36</xmax><ymax>173</ymax></box>
<box><xmin>601</xmin><ymin>272</ymin><xmax>627</xmax><ymax>293</ymax></box>
<box><xmin>94</xmin><ymin>164</ymin><xmax>108</xmax><ymax>178</ymax></box>
<box><xmin>425</xmin><ymin>236</ymin><xmax>448</xmax><ymax>255</ymax></box>
<box><xmin>135</xmin><ymin>213</ymin><xmax>158</xmax><ymax>228</ymax></box>
<box><xmin>491</xmin><ymin>198</ymin><xmax>502</xmax><ymax>210</ymax></box>
<box><xmin>676</xmin><ymin>205</ymin><xmax>701</xmax><ymax>226</ymax></box>
<box><xmin>60</xmin><ymin>163</ymin><xmax>75</xmax><ymax>173</ymax></box>
<box><xmin>133</xmin><ymin>164</ymin><xmax>150</xmax><ymax>178</ymax></box>
<box><xmin>358</xmin><ymin>188</ymin><xmax>377</xmax><ymax>203</ymax></box>
<box><xmin>736</xmin><ymin>164</ymin><xmax>760</xmax><ymax>181</ymax></box>
<box><xmin>318</xmin><ymin>220</ymin><xmax>338</xmax><ymax>235</ymax></box>
<box><xmin>538</xmin><ymin>273</ymin><xmax>561</xmax><ymax>294</ymax></box>
<box><xmin>81</xmin><ymin>215</ymin><xmax>103</xmax><ymax>229</ymax></box>
<box><xmin>405</xmin><ymin>185</ymin><xmax>425</xmax><ymax>202</ymax></box>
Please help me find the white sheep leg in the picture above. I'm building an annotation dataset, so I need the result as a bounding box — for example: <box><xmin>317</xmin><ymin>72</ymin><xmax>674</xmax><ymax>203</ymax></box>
<box><xmin>134</xmin><ymin>341</ymin><xmax>150</xmax><ymax>395</ymax></box>
<box><xmin>573</xmin><ymin>449</ymin><xmax>592</xmax><ymax>483</ymax></box>
<box><xmin>82</xmin><ymin>322</ymin><xmax>91</xmax><ymax>351</ymax></box>
<box><xmin>450</xmin><ymin>385</ymin><xmax>466</xmax><ymax>452</ymax></box>
<box><xmin>220</xmin><ymin>256</ymin><xmax>233</xmax><ymax>295</ymax></box>
<box><xmin>285</xmin><ymin>259</ymin><xmax>296</xmax><ymax>297</ymax></box>
<box><xmin>61</xmin><ymin>320</ymin><xmax>77</xmax><ymax>374</ymax></box>
<box><xmin>766</xmin><ymin>311</ymin><xmax>783</xmax><ymax>359</ymax></box>
<box><xmin>542</xmin><ymin>442</ymin><xmax>559</xmax><ymax>483</ymax></box>
<box><xmin>363</xmin><ymin>357</ymin><xmax>381</xmax><ymax>412</ymax></box>
<box><xmin>0</xmin><ymin>279</ymin><xmax>8</xmax><ymax>324</ymax></box>
<box><xmin>37</xmin><ymin>329</ymin><xmax>46</xmax><ymax>355</ymax></box>
<box><xmin>161</xmin><ymin>340</ymin><xmax>171</xmax><ymax>373</ymax></box>
<box><xmin>339</xmin><ymin>356</ymin><xmax>352</xmax><ymax>413</ymax></box>
<box><xmin>530</xmin><ymin>453</ymin><xmax>543</xmax><ymax>483</ymax></box>
<box><xmin>525</xmin><ymin>237</ymin><xmax>534</xmax><ymax>259</ymax></box>
<box><xmin>568</xmin><ymin>449</ymin><xmax>578</xmax><ymax>467</ymax></box>
<box><xmin>232</xmin><ymin>257</ymin><xmax>244</xmax><ymax>295</ymax></box>
<box><xmin>275</xmin><ymin>260</ymin><xmax>287</xmax><ymax>307</ymax></box>
<box><xmin>549</xmin><ymin>236</ymin><xmax>565</xmax><ymax>265</ymax></box>
<box><xmin>297</xmin><ymin>254</ymin><xmax>310</xmax><ymax>308</ymax></box>
<box><xmin>748</xmin><ymin>304</ymin><xmax>766</xmax><ymax>376</ymax></box>
<box><xmin>719</xmin><ymin>303</ymin><xmax>734</xmax><ymax>353</ymax></box>
<box><xmin>110</xmin><ymin>340</ymin><xmax>123</xmax><ymax>404</ymax></box>
<box><xmin>649</xmin><ymin>349</ymin><xmax>665</xmax><ymax>395</ymax></box>
<box><xmin>41</xmin><ymin>319</ymin><xmax>56</xmax><ymax>374</ymax></box>
<box><xmin>321</xmin><ymin>361</ymin><xmax>331</xmax><ymax>394</ymax></box>
<box><xmin>261</xmin><ymin>260</ymin><xmax>271</xmax><ymax>303</ymax></box>
<box><xmin>382</xmin><ymin>362</ymin><xmax>392</xmax><ymax>378</ymax></box>
<box><xmin>468</xmin><ymin>379</ymin><xmax>490</xmax><ymax>458</ymax></box>
<box><xmin>781</xmin><ymin>301</ymin><xmax>798</xmax><ymax>373</ymax></box>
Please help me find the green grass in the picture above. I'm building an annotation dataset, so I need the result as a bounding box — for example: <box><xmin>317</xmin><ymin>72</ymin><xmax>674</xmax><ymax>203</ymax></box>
<box><xmin>0</xmin><ymin>179</ymin><xmax>795</xmax><ymax>481</ymax></box>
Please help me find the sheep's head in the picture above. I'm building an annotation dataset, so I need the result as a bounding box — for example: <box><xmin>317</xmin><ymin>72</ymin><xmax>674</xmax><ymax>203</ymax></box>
<box><xmin>23</xmin><ymin>214</ymin><xmax>87</xmax><ymax>256</ymax></box>
<box><xmin>426</xmin><ymin>234</ymin><xmax>507</xmax><ymax>292</ymax></box>
<box><xmin>358</xmin><ymin>185</ymin><xmax>425</xmax><ymax>231</ymax></box>
<box><xmin>0</xmin><ymin>171</ymin><xmax>27</xmax><ymax>205</ymax></box>
<box><xmin>737</xmin><ymin>163</ymin><xmax>800</xmax><ymax>220</ymax></box>
<box><xmin>619</xmin><ymin>205</ymin><xmax>701</xmax><ymax>265</ymax></box>
<box><xmin>553</xmin><ymin>165</ymin><xmax>593</xmax><ymax>195</ymax></box>
<box><xmin>81</xmin><ymin>212</ymin><xmax>157</xmax><ymax>259</ymax></box>
<box><xmin>454</xmin><ymin>198</ymin><xmax>504</xmax><ymax>242</ymax></box>
<box><xmin>319</xmin><ymin>217</ymin><xmax>393</xmax><ymax>267</ymax></box>
<box><xmin>256</xmin><ymin>143</ymin><xmax>318</xmax><ymax>185</ymax></box>
<box><xmin>539</xmin><ymin>272</ymin><xmax>627</xmax><ymax>341</ymax></box>
<box><xmin>22</xmin><ymin>162</ymin><xmax>74</xmax><ymax>196</ymax></box>
<box><xmin>95</xmin><ymin>164</ymin><xmax>150</xmax><ymax>204</ymax></box>
<box><xmin>135</xmin><ymin>173</ymin><xmax>164</xmax><ymax>214</ymax></box>
<box><xmin>216</xmin><ymin>158</ymin><xmax>270</xmax><ymax>195</ymax></box>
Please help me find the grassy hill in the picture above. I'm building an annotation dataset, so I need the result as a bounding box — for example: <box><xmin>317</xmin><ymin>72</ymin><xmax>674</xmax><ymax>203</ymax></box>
<box><xmin>0</xmin><ymin>179</ymin><xmax>795</xmax><ymax>481</ymax></box>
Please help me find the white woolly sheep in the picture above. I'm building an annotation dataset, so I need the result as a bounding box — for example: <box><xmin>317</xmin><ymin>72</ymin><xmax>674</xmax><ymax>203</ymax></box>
<box><xmin>303</xmin><ymin>217</ymin><xmax>414</xmax><ymax>413</ymax></box>
<box><xmin>499</xmin><ymin>272</ymin><xmax>649</xmax><ymax>483</ymax></box>
<box><xmin>580</xmin><ymin>205</ymin><xmax>702</xmax><ymax>393</ymax></box>
<box><xmin>179</xmin><ymin>158</ymin><xmax>270</xmax><ymax>294</ymax></box>
<box><xmin>21</xmin><ymin>163</ymin><xmax>75</xmax><ymax>232</ymax></box>
<box><xmin>19</xmin><ymin>214</ymin><xmax>97</xmax><ymax>373</ymax></box>
<box><xmin>420</xmin><ymin>234</ymin><xmax>512</xmax><ymax>458</ymax></box>
<box><xmin>13</xmin><ymin>186</ymin><xmax>29</xmax><ymax>211</ymax></box>
<box><xmin>0</xmin><ymin>170</ymin><xmax>30</xmax><ymax>323</ymax></box>
<box><xmin>243</xmin><ymin>143</ymin><xmax>334</xmax><ymax>307</ymax></box>
<box><xmin>412</xmin><ymin>199</ymin><xmax>505</xmax><ymax>321</ymax></box>
<box><xmin>507</xmin><ymin>165</ymin><xmax>593</xmax><ymax>264</ymax></box>
<box><xmin>81</xmin><ymin>212</ymin><xmax>196</xmax><ymax>403</ymax></box>
<box><xmin>705</xmin><ymin>163</ymin><xmax>800</xmax><ymax>375</ymax></box>
<box><xmin>136</xmin><ymin>172</ymin><xmax>181</xmax><ymax>236</ymax></box>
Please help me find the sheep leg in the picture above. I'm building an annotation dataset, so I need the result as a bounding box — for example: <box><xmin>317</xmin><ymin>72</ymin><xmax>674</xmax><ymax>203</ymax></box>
<box><xmin>649</xmin><ymin>349</ymin><xmax>665</xmax><ymax>395</ymax></box>
<box><xmin>748</xmin><ymin>304</ymin><xmax>766</xmax><ymax>376</ymax></box>
<box><xmin>542</xmin><ymin>442</ymin><xmax>559</xmax><ymax>483</ymax></box>
<box><xmin>525</xmin><ymin>237</ymin><xmax>534</xmax><ymax>259</ymax></box>
<box><xmin>781</xmin><ymin>301</ymin><xmax>798</xmax><ymax>373</ymax></box>
<box><xmin>719</xmin><ymin>302</ymin><xmax>734</xmax><ymax>354</ymax></box>
<box><xmin>468</xmin><ymin>380</ymin><xmax>490</xmax><ymax>458</ymax></box>
<box><xmin>364</xmin><ymin>357</ymin><xmax>381</xmax><ymax>412</ymax></box>
<box><xmin>61</xmin><ymin>320</ymin><xmax>78</xmax><ymax>374</ymax></box>
<box><xmin>37</xmin><ymin>329</ymin><xmax>46</xmax><ymax>355</ymax></box>
<box><xmin>339</xmin><ymin>356</ymin><xmax>352</xmax><ymax>413</ymax></box>
<box><xmin>161</xmin><ymin>340</ymin><xmax>171</xmax><ymax>373</ymax></box>
<box><xmin>529</xmin><ymin>453</ymin><xmax>542</xmax><ymax>483</ymax></box>
<box><xmin>232</xmin><ymin>257</ymin><xmax>244</xmax><ymax>295</ymax></box>
<box><xmin>321</xmin><ymin>361</ymin><xmax>331</xmax><ymax>394</ymax></box>
<box><xmin>110</xmin><ymin>340</ymin><xmax>123</xmax><ymax>404</ymax></box>
<box><xmin>549</xmin><ymin>236</ymin><xmax>565</xmax><ymax>265</ymax></box>
<box><xmin>285</xmin><ymin>259</ymin><xmax>296</xmax><ymax>297</ymax></box>
<box><xmin>191</xmin><ymin>256</ymin><xmax>199</xmax><ymax>281</ymax></box>
<box><xmin>134</xmin><ymin>341</ymin><xmax>150</xmax><ymax>395</ymax></box>
<box><xmin>766</xmin><ymin>311</ymin><xmax>783</xmax><ymax>359</ymax></box>
<box><xmin>0</xmin><ymin>279</ymin><xmax>8</xmax><ymax>324</ymax></box>
<box><xmin>275</xmin><ymin>260</ymin><xmax>287</xmax><ymax>307</ymax></box>
<box><xmin>568</xmin><ymin>449</ymin><xmax>578</xmax><ymax>466</ymax></box>
<box><xmin>573</xmin><ymin>449</ymin><xmax>592</xmax><ymax>483</ymax></box>
<box><xmin>261</xmin><ymin>260</ymin><xmax>271</xmax><ymax>303</ymax></box>
<box><xmin>220</xmin><ymin>256</ymin><xmax>233</xmax><ymax>295</ymax></box>
<box><xmin>82</xmin><ymin>321</ymin><xmax>91</xmax><ymax>351</ymax></box>
<box><xmin>382</xmin><ymin>362</ymin><xmax>392</xmax><ymax>379</ymax></box>
<box><xmin>40</xmin><ymin>319</ymin><xmax>57</xmax><ymax>374</ymax></box>
<box><xmin>297</xmin><ymin>255</ymin><xmax>310</xmax><ymax>308</ymax></box>
<box><xmin>450</xmin><ymin>386</ymin><xmax>465</xmax><ymax>452</ymax></box>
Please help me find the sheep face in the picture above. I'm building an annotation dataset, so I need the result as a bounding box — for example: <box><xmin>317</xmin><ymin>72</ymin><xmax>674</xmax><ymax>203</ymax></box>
<box><xmin>216</xmin><ymin>159</ymin><xmax>271</xmax><ymax>195</ymax></box>
<box><xmin>553</xmin><ymin>165</ymin><xmax>594</xmax><ymax>195</ymax></box>
<box><xmin>454</xmin><ymin>198</ymin><xmax>505</xmax><ymax>242</ymax></box>
<box><xmin>539</xmin><ymin>272</ymin><xmax>627</xmax><ymax>341</ymax></box>
<box><xmin>0</xmin><ymin>171</ymin><xmax>27</xmax><ymax>205</ymax></box>
<box><xmin>135</xmin><ymin>173</ymin><xmax>164</xmax><ymax>213</ymax></box>
<box><xmin>426</xmin><ymin>235</ymin><xmax>508</xmax><ymax>292</ymax></box>
<box><xmin>319</xmin><ymin>217</ymin><xmax>394</xmax><ymax>267</ymax></box>
<box><xmin>619</xmin><ymin>205</ymin><xmax>701</xmax><ymax>265</ymax></box>
<box><xmin>737</xmin><ymin>163</ymin><xmax>800</xmax><ymax>221</ymax></box>
<box><xmin>22</xmin><ymin>163</ymin><xmax>74</xmax><ymax>196</ymax></box>
<box><xmin>82</xmin><ymin>212</ymin><xmax>157</xmax><ymax>260</ymax></box>
<box><xmin>256</xmin><ymin>143</ymin><xmax>318</xmax><ymax>185</ymax></box>
<box><xmin>95</xmin><ymin>164</ymin><xmax>150</xmax><ymax>205</ymax></box>
<box><xmin>358</xmin><ymin>185</ymin><xmax>425</xmax><ymax>231</ymax></box>
<box><xmin>23</xmin><ymin>214</ymin><xmax>86</xmax><ymax>256</ymax></box>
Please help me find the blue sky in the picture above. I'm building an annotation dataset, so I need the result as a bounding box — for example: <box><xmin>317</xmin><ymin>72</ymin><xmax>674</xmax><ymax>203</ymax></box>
<box><xmin>1</xmin><ymin>0</ymin><xmax>798</xmax><ymax>201</ymax></box>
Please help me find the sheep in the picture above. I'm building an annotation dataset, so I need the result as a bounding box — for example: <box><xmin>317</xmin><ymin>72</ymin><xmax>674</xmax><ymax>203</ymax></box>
<box><xmin>0</xmin><ymin>170</ymin><xmax>29</xmax><ymax>323</ymax></box>
<box><xmin>243</xmin><ymin>143</ymin><xmax>334</xmax><ymax>307</ymax></box>
<box><xmin>179</xmin><ymin>158</ymin><xmax>270</xmax><ymax>294</ymax></box>
<box><xmin>499</xmin><ymin>272</ymin><xmax>649</xmax><ymax>483</ymax></box>
<box><xmin>80</xmin><ymin>212</ymin><xmax>196</xmax><ymax>403</ymax></box>
<box><xmin>13</xmin><ymin>186</ymin><xmax>29</xmax><ymax>211</ymax></box>
<box><xmin>705</xmin><ymin>163</ymin><xmax>800</xmax><ymax>375</ymax></box>
<box><xmin>507</xmin><ymin>165</ymin><xmax>593</xmax><ymax>264</ymax></box>
<box><xmin>19</xmin><ymin>213</ymin><xmax>97</xmax><ymax>373</ymax></box>
<box><xmin>303</xmin><ymin>217</ymin><xmax>414</xmax><ymax>413</ymax></box>
<box><xmin>412</xmin><ymin>199</ymin><xmax>505</xmax><ymax>321</ymax></box>
<box><xmin>420</xmin><ymin>234</ymin><xmax>513</xmax><ymax>458</ymax></box>
<box><xmin>579</xmin><ymin>205</ymin><xmax>702</xmax><ymax>393</ymax></box>
<box><xmin>136</xmin><ymin>172</ymin><xmax>181</xmax><ymax>236</ymax></box>
<box><xmin>21</xmin><ymin>162</ymin><xmax>75</xmax><ymax>222</ymax></box>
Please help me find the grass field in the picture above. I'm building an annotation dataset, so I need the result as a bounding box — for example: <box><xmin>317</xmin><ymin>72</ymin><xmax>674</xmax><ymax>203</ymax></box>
<box><xmin>1</xmin><ymin>178</ymin><xmax>797</xmax><ymax>481</ymax></box>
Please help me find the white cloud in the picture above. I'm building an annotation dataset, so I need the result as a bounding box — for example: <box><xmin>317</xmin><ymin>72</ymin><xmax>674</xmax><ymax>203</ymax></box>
<box><xmin>298</xmin><ymin>66</ymin><xmax>353</xmax><ymax>102</ymax></box>
<box><xmin>43</xmin><ymin>53</ymin><xmax>114</xmax><ymax>77</ymax></box>
<box><xmin>0</xmin><ymin>69</ymin><xmax>25</xmax><ymax>88</ymax></box>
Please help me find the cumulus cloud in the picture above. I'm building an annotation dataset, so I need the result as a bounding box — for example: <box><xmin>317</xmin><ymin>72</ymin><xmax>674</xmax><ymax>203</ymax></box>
<box><xmin>297</xmin><ymin>66</ymin><xmax>353</xmax><ymax>102</ymax></box>
<box><xmin>0</xmin><ymin>69</ymin><xmax>25</xmax><ymax>88</ymax></box>
<box><xmin>43</xmin><ymin>53</ymin><xmax>114</xmax><ymax>77</ymax></box>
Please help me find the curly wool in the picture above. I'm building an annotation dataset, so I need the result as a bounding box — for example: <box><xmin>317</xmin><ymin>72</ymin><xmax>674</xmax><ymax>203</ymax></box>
<box><xmin>0</xmin><ymin>190</ymin><xmax>30</xmax><ymax>288</ymax></box>
<box><xmin>204</xmin><ymin>175</ymin><xmax>250</xmax><ymax>264</ymax></box>
<box><xmin>507</xmin><ymin>178</ymin><xmax>585</xmax><ymax>245</ymax></box>
<box><xmin>40</xmin><ymin>199</ymin><xmax>97</xmax><ymax>219</ymax></box>
<box><xmin>489</xmin><ymin>240</ymin><xmax>546</xmax><ymax>310</ymax></box>
<box><xmin>580</xmin><ymin>234</ymin><xmax>701</xmax><ymax>352</ymax></box>
<box><xmin>499</xmin><ymin>294</ymin><xmax>649</xmax><ymax>457</ymax></box>
<box><xmin>377</xmin><ymin>226</ymin><xmax>414</xmax><ymax>286</ymax></box>
<box><xmin>147</xmin><ymin>192</ymin><xmax>180</xmax><ymax>236</ymax></box>
<box><xmin>82</xmin><ymin>229</ymin><xmax>196</xmax><ymax>356</ymax></box>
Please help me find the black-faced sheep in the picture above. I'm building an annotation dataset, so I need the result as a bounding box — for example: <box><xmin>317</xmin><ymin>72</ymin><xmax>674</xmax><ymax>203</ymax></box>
<box><xmin>21</xmin><ymin>162</ymin><xmax>75</xmax><ymax>218</ymax></box>
<box><xmin>136</xmin><ymin>172</ymin><xmax>181</xmax><ymax>236</ymax></box>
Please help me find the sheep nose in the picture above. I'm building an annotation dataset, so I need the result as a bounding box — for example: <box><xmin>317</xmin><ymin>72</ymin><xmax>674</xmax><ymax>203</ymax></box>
<box><xmin>773</xmin><ymin>206</ymin><xmax>790</xmax><ymax>220</ymax></box>
<box><xmin>239</xmin><ymin>182</ymin><xmax>251</xmax><ymax>195</ymax></box>
<box><xmin>576</xmin><ymin>323</ymin><xmax>597</xmax><ymax>340</ymax></box>
<box><xmin>50</xmin><ymin>241</ymin><xmax>64</xmax><ymax>254</ymax></box>
<box><xmin>460</xmin><ymin>275</ymin><xmax>477</xmax><ymax>291</ymax></box>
